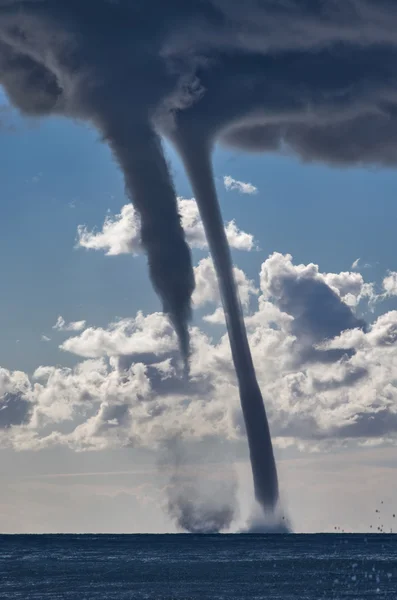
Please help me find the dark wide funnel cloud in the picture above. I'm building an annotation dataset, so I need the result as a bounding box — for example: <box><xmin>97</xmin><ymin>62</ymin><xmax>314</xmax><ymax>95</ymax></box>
<box><xmin>2</xmin><ymin>0</ymin><xmax>397</xmax><ymax>517</ymax></box>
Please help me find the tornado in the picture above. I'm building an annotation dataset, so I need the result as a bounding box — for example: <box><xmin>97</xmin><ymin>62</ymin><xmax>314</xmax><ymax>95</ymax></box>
<box><xmin>97</xmin><ymin>115</ymin><xmax>195</xmax><ymax>364</ymax></box>
<box><xmin>172</xmin><ymin>131</ymin><xmax>279</xmax><ymax>511</ymax></box>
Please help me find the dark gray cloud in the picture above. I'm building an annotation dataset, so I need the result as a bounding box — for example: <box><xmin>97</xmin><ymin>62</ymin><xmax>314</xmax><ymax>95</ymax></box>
<box><xmin>2</xmin><ymin>1</ymin><xmax>397</xmax><ymax>158</ymax></box>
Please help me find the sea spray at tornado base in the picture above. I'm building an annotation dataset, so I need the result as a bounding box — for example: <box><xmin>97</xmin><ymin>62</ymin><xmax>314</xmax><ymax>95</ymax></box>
<box><xmin>2</xmin><ymin>0</ymin><xmax>397</xmax><ymax>528</ymax></box>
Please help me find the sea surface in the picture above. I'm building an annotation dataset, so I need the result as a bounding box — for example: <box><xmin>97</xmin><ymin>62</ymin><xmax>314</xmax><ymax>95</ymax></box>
<box><xmin>0</xmin><ymin>534</ymin><xmax>396</xmax><ymax>599</ymax></box>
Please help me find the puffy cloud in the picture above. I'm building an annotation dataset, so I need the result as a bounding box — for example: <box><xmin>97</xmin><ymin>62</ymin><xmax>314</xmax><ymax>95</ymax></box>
<box><xmin>31</xmin><ymin>360</ymin><xmax>109</xmax><ymax>428</ymax></box>
<box><xmin>60</xmin><ymin>312</ymin><xmax>177</xmax><ymax>361</ymax></box>
<box><xmin>259</xmin><ymin>252</ymin><xmax>368</xmax><ymax>364</ymax></box>
<box><xmin>202</xmin><ymin>307</ymin><xmax>226</xmax><ymax>326</ymax></box>
<box><xmin>261</xmin><ymin>253</ymin><xmax>375</xmax><ymax>312</ymax></box>
<box><xmin>53</xmin><ymin>316</ymin><xmax>86</xmax><ymax>333</ymax></box>
<box><xmin>1</xmin><ymin>253</ymin><xmax>397</xmax><ymax>452</ymax></box>
<box><xmin>77</xmin><ymin>204</ymin><xmax>141</xmax><ymax>256</ymax></box>
<box><xmin>383</xmin><ymin>271</ymin><xmax>397</xmax><ymax>296</ymax></box>
<box><xmin>77</xmin><ymin>198</ymin><xmax>255</xmax><ymax>256</ymax></box>
<box><xmin>367</xmin><ymin>311</ymin><xmax>397</xmax><ymax>347</ymax></box>
<box><xmin>193</xmin><ymin>257</ymin><xmax>257</xmax><ymax>309</ymax></box>
<box><xmin>322</xmin><ymin>271</ymin><xmax>375</xmax><ymax>309</ymax></box>
<box><xmin>223</xmin><ymin>220</ymin><xmax>255</xmax><ymax>251</ymax></box>
<box><xmin>223</xmin><ymin>175</ymin><xmax>258</xmax><ymax>195</ymax></box>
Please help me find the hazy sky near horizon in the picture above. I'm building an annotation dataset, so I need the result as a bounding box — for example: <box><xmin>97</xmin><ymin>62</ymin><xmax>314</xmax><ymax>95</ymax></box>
<box><xmin>1</xmin><ymin>90</ymin><xmax>397</xmax><ymax>533</ymax></box>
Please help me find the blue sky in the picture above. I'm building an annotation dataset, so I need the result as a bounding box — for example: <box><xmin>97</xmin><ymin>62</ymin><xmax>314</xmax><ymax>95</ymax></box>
<box><xmin>2</xmin><ymin>90</ymin><xmax>397</xmax><ymax>533</ymax></box>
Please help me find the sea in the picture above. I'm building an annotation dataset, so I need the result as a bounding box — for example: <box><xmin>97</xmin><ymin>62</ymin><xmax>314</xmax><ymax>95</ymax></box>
<box><xmin>0</xmin><ymin>534</ymin><xmax>396</xmax><ymax>599</ymax></box>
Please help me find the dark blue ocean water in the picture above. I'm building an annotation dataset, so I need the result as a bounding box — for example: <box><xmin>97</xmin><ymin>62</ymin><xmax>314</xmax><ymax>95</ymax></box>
<box><xmin>0</xmin><ymin>534</ymin><xmax>396</xmax><ymax>599</ymax></box>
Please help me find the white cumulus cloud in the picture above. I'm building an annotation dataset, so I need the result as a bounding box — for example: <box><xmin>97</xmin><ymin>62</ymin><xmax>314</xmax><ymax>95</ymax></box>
<box><xmin>77</xmin><ymin>198</ymin><xmax>255</xmax><ymax>256</ymax></box>
<box><xmin>383</xmin><ymin>271</ymin><xmax>397</xmax><ymax>296</ymax></box>
<box><xmin>223</xmin><ymin>175</ymin><xmax>258</xmax><ymax>195</ymax></box>
<box><xmin>193</xmin><ymin>257</ymin><xmax>257</xmax><ymax>309</ymax></box>
<box><xmin>77</xmin><ymin>204</ymin><xmax>141</xmax><ymax>255</ymax></box>
<box><xmin>60</xmin><ymin>312</ymin><xmax>177</xmax><ymax>360</ymax></box>
<box><xmin>1</xmin><ymin>253</ymin><xmax>397</xmax><ymax>454</ymax></box>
